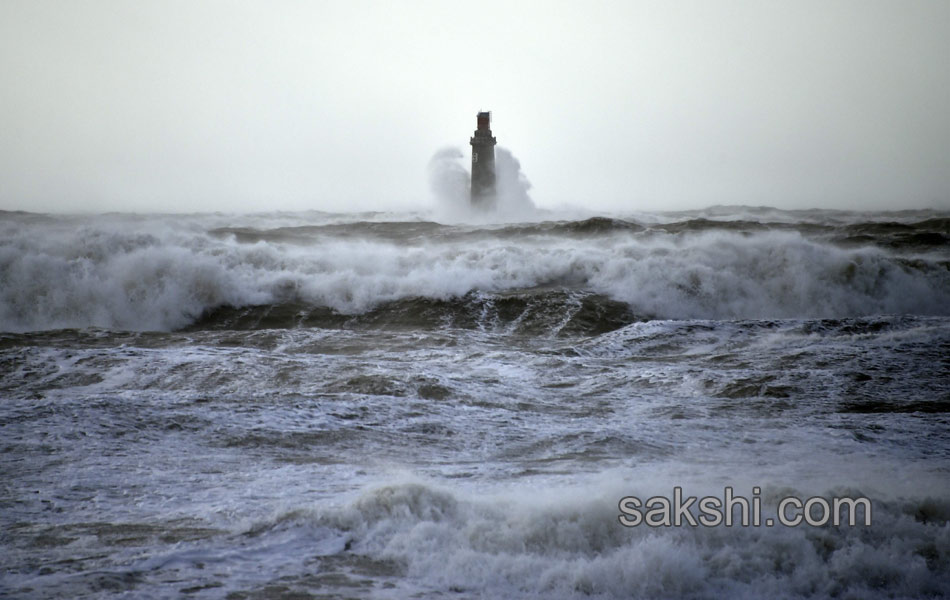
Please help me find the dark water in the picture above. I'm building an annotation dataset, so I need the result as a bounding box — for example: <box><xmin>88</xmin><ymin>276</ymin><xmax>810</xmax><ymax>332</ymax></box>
<box><xmin>2</xmin><ymin>207</ymin><xmax>949</xmax><ymax>598</ymax></box>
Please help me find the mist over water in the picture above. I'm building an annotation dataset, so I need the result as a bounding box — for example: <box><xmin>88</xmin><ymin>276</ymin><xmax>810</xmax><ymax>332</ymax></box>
<box><xmin>428</xmin><ymin>145</ymin><xmax>536</xmax><ymax>220</ymax></box>
<box><xmin>494</xmin><ymin>147</ymin><xmax>535</xmax><ymax>215</ymax></box>
<box><xmin>2</xmin><ymin>206</ymin><xmax>949</xmax><ymax>598</ymax></box>
<box><xmin>426</xmin><ymin>147</ymin><xmax>470</xmax><ymax>211</ymax></box>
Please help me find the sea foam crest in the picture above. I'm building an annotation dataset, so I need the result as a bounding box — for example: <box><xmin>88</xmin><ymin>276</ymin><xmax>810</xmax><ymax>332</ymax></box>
<box><xmin>294</xmin><ymin>479</ymin><xmax>950</xmax><ymax>598</ymax></box>
<box><xmin>1</xmin><ymin>214</ymin><xmax>948</xmax><ymax>332</ymax></box>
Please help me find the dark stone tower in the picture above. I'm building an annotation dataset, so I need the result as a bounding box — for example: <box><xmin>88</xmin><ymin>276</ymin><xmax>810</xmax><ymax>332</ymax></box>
<box><xmin>470</xmin><ymin>111</ymin><xmax>497</xmax><ymax>208</ymax></box>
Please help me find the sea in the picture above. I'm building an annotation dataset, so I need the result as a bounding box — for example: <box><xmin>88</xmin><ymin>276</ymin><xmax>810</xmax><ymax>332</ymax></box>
<box><xmin>2</xmin><ymin>206</ymin><xmax>949</xmax><ymax>599</ymax></box>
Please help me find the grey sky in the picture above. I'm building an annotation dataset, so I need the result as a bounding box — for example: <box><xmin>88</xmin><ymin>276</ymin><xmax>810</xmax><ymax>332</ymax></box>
<box><xmin>1</xmin><ymin>0</ymin><xmax>948</xmax><ymax>213</ymax></box>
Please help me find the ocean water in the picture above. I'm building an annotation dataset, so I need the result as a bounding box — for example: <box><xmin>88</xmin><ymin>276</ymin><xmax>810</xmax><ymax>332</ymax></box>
<box><xmin>2</xmin><ymin>206</ymin><xmax>949</xmax><ymax>599</ymax></box>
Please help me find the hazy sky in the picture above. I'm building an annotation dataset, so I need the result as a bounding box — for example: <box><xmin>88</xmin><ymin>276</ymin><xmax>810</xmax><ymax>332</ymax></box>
<box><xmin>2</xmin><ymin>0</ymin><xmax>949</xmax><ymax>213</ymax></box>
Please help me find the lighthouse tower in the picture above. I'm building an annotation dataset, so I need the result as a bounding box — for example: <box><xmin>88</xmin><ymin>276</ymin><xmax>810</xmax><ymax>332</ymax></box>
<box><xmin>470</xmin><ymin>111</ymin><xmax>497</xmax><ymax>208</ymax></box>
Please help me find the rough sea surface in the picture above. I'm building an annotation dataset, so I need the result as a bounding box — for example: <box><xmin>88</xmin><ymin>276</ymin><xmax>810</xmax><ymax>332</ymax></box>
<box><xmin>2</xmin><ymin>206</ymin><xmax>949</xmax><ymax>598</ymax></box>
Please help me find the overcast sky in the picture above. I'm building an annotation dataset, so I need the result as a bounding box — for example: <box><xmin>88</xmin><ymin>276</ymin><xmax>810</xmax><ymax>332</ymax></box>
<box><xmin>1</xmin><ymin>0</ymin><xmax>948</xmax><ymax>213</ymax></box>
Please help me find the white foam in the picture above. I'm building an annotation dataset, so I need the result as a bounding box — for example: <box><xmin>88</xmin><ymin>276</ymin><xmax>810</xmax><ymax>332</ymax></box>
<box><xmin>306</xmin><ymin>470</ymin><xmax>950</xmax><ymax>598</ymax></box>
<box><xmin>1</xmin><ymin>212</ymin><xmax>948</xmax><ymax>331</ymax></box>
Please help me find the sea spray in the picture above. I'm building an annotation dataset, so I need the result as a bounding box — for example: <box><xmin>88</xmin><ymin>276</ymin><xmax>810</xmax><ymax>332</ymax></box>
<box><xmin>427</xmin><ymin>147</ymin><xmax>469</xmax><ymax>214</ymax></box>
<box><xmin>428</xmin><ymin>146</ymin><xmax>536</xmax><ymax>219</ymax></box>
<box><xmin>495</xmin><ymin>147</ymin><xmax>536</xmax><ymax>217</ymax></box>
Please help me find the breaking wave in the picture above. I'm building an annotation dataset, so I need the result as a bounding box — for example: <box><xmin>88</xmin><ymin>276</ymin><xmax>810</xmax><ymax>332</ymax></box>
<box><xmin>1</xmin><ymin>211</ymin><xmax>948</xmax><ymax>332</ymax></box>
<box><xmin>428</xmin><ymin>145</ymin><xmax>536</xmax><ymax>219</ymax></box>
<box><xmin>250</xmin><ymin>478</ymin><xmax>950</xmax><ymax>599</ymax></box>
<box><xmin>188</xmin><ymin>291</ymin><xmax>638</xmax><ymax>336</ymax></box>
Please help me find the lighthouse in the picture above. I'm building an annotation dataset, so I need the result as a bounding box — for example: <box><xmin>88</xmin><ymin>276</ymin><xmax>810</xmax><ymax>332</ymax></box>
<box><xmin>470</xmin><ymin>111</ymin><xmax>497</xmax><ymax>208</ymax></box>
